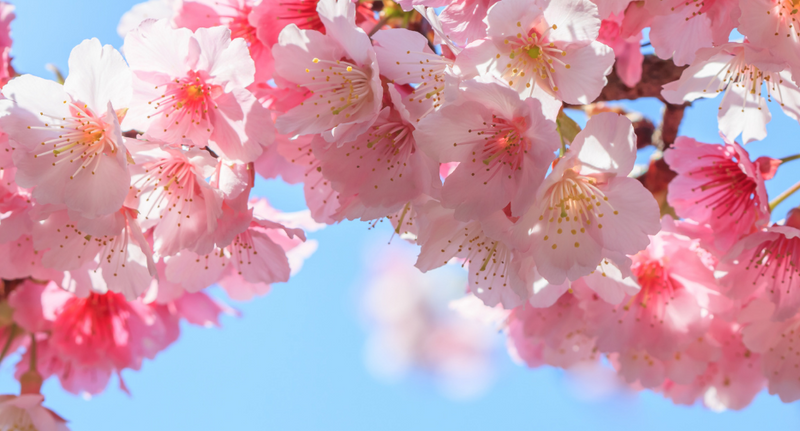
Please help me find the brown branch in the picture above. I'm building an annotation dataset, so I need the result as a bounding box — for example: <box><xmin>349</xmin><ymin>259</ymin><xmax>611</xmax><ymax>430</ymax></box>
<box><xmin>595</xmin><ymin>55</ymin><xmax>687</xmax><ymax>103</ymax></box>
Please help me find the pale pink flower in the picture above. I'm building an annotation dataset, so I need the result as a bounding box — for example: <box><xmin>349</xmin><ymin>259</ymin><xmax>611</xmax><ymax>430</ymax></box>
<box><xmin>662</xmin><ymin>42</ymin><xmax>800</xmax><ymax>144</ymax></box>
<box><xmin>591</xmin><ymin>0</ymin><xmax>634</xmax><ymax>19</ymax></box>
<box><xmin>657</xmin><ymin>319</ymin><xmax>764</xmax><ymax>411</ymax></box>
<box><xmin>0</xmin><ymin>38</ymin><xmax>132</xmax><ymax>219</ymax></box>
<box><xmin>414</xmin><ymin>80</ymin><xmax>559</xmax><ymax>220</ymax></box>
<box><xmin>312</xmin><ymin>84</ymin><xmax>440</xmax><ymax>212</ymax></box>
<box><xmin>372</xmin><ymin>28</ymin><xmax>455</xmax><ymax>122</ymax></box>
<box><xmin>362</xmin><ymin>241</ymin><xmax>498</xmax><ymax>399</ymax></box>
<box><xmin>739</xmin><ymin>298</ymin><xmax>800</xmax><ymax>402</ymax></box>
<box><xmin>174</xmin><ymin>0</ymin><xmax>274</xmax><ymax>83</ymax></box>
<box><xmin>123</xmin><ymin>19</ymin><xmax>272</xmax><ymax>163</ymax></box>
<box><xmin>738</xmin><ymin>0</ymin><xmax>800</xmax><ymax>80</ymax></box>
<box><xmin>32</xmin><ymin>208</ymin><xmax>156</xmax><ymax>300</ymax></box>
<box><xmin>597</xmin><ymin>13</ymin><xmax>643</xmax><ymax>88</ymax></box>
<box><xmin>117</xmin><ymin>0</ymin><xmax>179</xmax><ymax>38</ymax></box>
<box><xmin>438</xmin><ymin>0</ymin><xmax>498</xmax><ymax>46</ymax></box>
<box><xmin>647</xmin><ymin>0</ymin><xmax>740</xmax><ymax>66</ymax></box>
<box><xmin>456</xmin><ymin>0</ymin><xmax>614</xmax><ymax>104</ymax></box>
<box><xmin>514</xmin><ymin>112</ymin><xmax>660</xmax><ymax>284</ymax></box>
<box><xmin>271</xmin><ymin>0</ymin><xmax>382</xmax><ymax>144</ymax></box>
<box><xmin>128</xmin><ymin>140</ymin><xmax>223</xmax><ymax>258</ymax></box>
<box><xmin>664</xmin><ymin>136</ymin><xmax>770</xmax><ymax>251</ymax></box>
<box><xmin>171</xmin><ymin>291</ymin><xmax>235</xmax><ymax>327</ymax></box>
<box><xmin>251</xmin><ymin>85</ymin><xmax>307</xmax><ymax>184</ymax></box>
<box><xmin>507</xmin><ymin>292</ymin><xmax>599</xmax><ymax>369</ymax></box>
<box><xmin>718</xmin><ymin>221</ymin><xmax>800</xmax><ymax>321</ymax></box>
<box><xmin>415</xmin><ymin>200</ymin><xmax>526</xmax><ymax>308</ymax></box>
<box><xmin>0</xmin><ymin>394</ymin><xmax>69</xmax><ymax>431</ymax></box>
<box><xmin>579</xmin><ymin>228</ymin><xmax>719</xmax><ymax>372</ymax></box>
<box><xmin>164</xmin><ymin>200</ymin><xmax>311</xmax><ymax>300</ymax></box>
<box><xmin>0</xmin><ymin>235</ymin><xmax>61</xmax><ymax>282</ymax></box>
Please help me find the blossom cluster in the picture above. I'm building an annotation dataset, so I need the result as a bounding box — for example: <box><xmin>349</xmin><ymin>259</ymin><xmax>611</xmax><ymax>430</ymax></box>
<box><xmin>1</xmin><ymin>0</ymin><xmax>800</xmax><ymax>426</ymax></box>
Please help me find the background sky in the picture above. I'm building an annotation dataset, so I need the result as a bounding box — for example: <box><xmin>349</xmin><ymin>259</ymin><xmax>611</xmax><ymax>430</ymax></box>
<box><xmin>1</xmin><ymin>1</ymin><xmax>799</xmax><ymax>429</ymax></box>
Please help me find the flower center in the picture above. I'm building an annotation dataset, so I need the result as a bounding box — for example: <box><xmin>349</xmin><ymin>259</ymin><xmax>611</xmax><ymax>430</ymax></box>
<box><xmin>630</xmin><ymin>260</ymin><xmax>676</xmax><ymax>310</ymax></box>
<box><xmin>303</xmin><ymin>58</ymin><xmax>372</xmax><ymax>119</ymax></box>
<box><xmin>500</xmin><ymin>23</ymin><xmax>570</xmax><ymax>92</ymax></box>
<box><xmin>688</xmin><ymin>152</ymin><xmax>758</xmax><ymax>222</ymax></box>
<box><xmin>148</xmin><ymin>72</ymin><xmax>219</xmax><ymax>132</ymax></box>
<box><xmin>30</xmin><ymin>102</ymin><xmax>118</xmax><ymax>179</ymax></box>
<box><xmin>0</xmin><ymin>405</ymin><xmax>37</xmax><ymax>431</ymax></box>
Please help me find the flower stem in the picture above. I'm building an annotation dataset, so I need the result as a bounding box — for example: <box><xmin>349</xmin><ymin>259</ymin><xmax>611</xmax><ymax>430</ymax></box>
<box><xmin>368</xmin><ymin>16</ymin><xmax>391</xmax><ymax>38</ymax></box>
<box><xmin>781</xmin><ymin>154</ymin><xmax>800</xmax><ymax>164</ymax></box>
<box><xmin>0</xmin><ymin>324</ymin><xmax>17</xmax><ymax>365</ymax></box>
<box><xmin>29</xmin><ymin>333</ymin><xmax>36</xmax><ymax>372</ymax></box>
<box><xmin>769</xmin><ymin>179</ymin><xmax>800</xmax><ymax>211</ymax></box>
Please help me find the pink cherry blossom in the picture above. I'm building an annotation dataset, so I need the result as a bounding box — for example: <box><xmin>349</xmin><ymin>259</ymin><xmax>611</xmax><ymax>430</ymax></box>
<box><xmin>738</xmin><ymin>0</ymin><xmax>800</xmax><ymax>81</ymax></box>
<box><xmin>597</xmin><ymin>13</ymin><xmax>643</xmax><ymax>88</ymax></box>
<box><xmin>164</xmin><ymin>200</ymin><xmax>311</xmax><ymax>300</ymax></box>
<box><xmin>437</xmin><ymin>0</ymin><xmax>497</xmax><ymax>46</ymax></box>
<box><xmin>128</xmin><ymin>140</ymin><xmax>223</xmax><ymax>257</ymax></box>
<box><xmin>718</xmin><ymin>221</ymin><xmax>800</xmax><ymax>321</ymax></box>
<box><xmin>0</xmin><ymin>38</ymin><xmax>132</xmax><ymax>219</ymax></box>
<box><xmin>579</xmin><ymin>228</ymin><xmax>719</xmax><ymax>370</ymax></box>
<box><xmin>664</xmin><ymin>136</ymin><xmax>770</xmax><ymax>251</ymax></box>
<box><xmin>647</xmin><ymin>0</ymin><xmax>740</xmax><ymax>66</ymax></box>
<box><xmin>739</xmin><ymin>298</ymin><xmax>800</xmax><ymax>402</ymax></box>
<box><xmin>117</xmin><ymin>0</ymin><xmax>178</xmax><ymax>38</ymax></box>
<box><xmin>123</xmin><ymin>19</ymin><xmax>272</xmax><ymax>163</ymax></box>
<box><xmin>656</xmin><ymin>319</ymin><xmax>764</xmax><ymax>411</ymax></box>
<box><xmin>514</xmin><ymin>112</ymin><xmax>661</xmax><ymax>284</ymax></box>
<box><xmin>507</xmin><ymin>291</ymin><xmax>599</xmax><ymax>369</ymax></box>
<box><xmin>415</xmin><ymin>200</ymin><xmax>526</xmax><ymax>308</ymax></box>
<box><xmin>32</xmin><ymin>208</ymin><xmax>156</xmax><ymax>300</ymax></box>
<box><xmin>456</xmin><ymin>0</ymin><xmax>615</xmax><ymax>104</ymax></box>
<box><xmin>174</xmin><ymin>0</ymin><xmax>275</xmax><ymax>83</ymax></box>
<box><xmin>251</xmin><ymin>0</ymin><xmax>375</xmax><ymax>56</ymax></box>
<box><xmin>414</xmin><ymin>80</ymin><xmax>559</xmax><ymax>220</ymax></box>
<box><xmin>662</xmin><ymin>42</ymin><xmax>800</xmax><ymax>144</ymax></box>
<box><xmin>311</xmin><ymin>84</ymin><xmax>440</xmax><ymax>212</ymax></box>
<box><xmin>0</xmin><ymin>2</ymin><xmax>14</xmax><ymax>88</ymax></box>
<box><xmin>372</xmin><ymin>28</ymin><xmax>454</xmax><ymax>122</ymax></box>
<box><xmin>272</xmin><ymin>0</ymin><xmax>383</xmax><ymax>144</ymax></box>
<box><xmin>0</xmin><ymin>394</ymin><xmax>69</xmax><ymax>431</ymax></box>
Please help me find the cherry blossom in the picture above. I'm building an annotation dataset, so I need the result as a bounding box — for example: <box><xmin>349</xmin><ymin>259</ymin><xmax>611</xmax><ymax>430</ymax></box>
<box><xmin>662</xmin><ymin>42</ymin><xmax>800</xmax><ymax>144</ymax></box>
<box><xmin>664</xmin><ymin>136</ymin><xmax>770</xmax><ymax>251</ymax></box>
<box><xmin>514</xmin><ymin>112</ymin><xmax>660</xmax><ymax>284</ymax></box>
<box><xmin>271</xmin><ymin>0</ymin><xmax>382</xmax><ymax>144</ymax></box>
<box><xmin>123</xmin><ymin>19</ymin><xmax>272</xmax><ymax>163</ymax></box>
<box><xmin>414</xmin><ymin>79</ymin><xmax>559</xmax><ymax>221</ymax></box>
<box><xmin>0</xmin><ymin>38</ymin><xmax>132</xmax><ymax>219</ymax></box>
<box><xmin>456</xmin><ymin>0</ymin><xmax>615</xmax><ymax>104</ymax></box>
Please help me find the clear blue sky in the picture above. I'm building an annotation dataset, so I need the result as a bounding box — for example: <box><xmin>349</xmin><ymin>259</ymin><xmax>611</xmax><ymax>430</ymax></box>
<box><xmin>1</xmin><ymin>1</ymin><xmax>799</xmax><ymax>429</ymax></box>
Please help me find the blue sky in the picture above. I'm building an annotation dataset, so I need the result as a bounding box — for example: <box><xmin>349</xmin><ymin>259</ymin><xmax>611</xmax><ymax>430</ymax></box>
<box><xmin>1</xmin><ymin>0</ymin><xmax>799</xmax><ymax>429</ymax></box>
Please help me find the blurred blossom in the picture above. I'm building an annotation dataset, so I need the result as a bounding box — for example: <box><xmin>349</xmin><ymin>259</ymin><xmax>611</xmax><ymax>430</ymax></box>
<box><xmin>359</xmin><ymin>240</ymin><xmax>501</xmax><ymax>399</ymax></box>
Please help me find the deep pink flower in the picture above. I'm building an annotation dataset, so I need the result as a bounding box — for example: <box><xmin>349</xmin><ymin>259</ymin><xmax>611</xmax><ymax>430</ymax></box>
<box><xmin>597</xmin><ymin>13</ymin><xmax>643</xmax><ymax>88</ymax></box>
<box><xmin>664</xmin><ymin>136</ymin><xmax>770</xmax><ymax>251</ymax></box>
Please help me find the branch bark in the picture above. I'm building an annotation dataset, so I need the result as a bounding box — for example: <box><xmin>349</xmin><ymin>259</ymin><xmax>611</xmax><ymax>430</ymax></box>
<box><xmin>595</xmin><ymin>55</ymin><xmax>687</xmax><ymax>103</ymax></box>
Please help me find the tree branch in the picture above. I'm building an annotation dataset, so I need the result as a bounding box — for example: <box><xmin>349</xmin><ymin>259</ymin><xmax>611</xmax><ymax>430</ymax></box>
<box><xmin>595</xmin><ymin>55</ymin><xmax>687</xmax><ymax>103</ymax></box>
